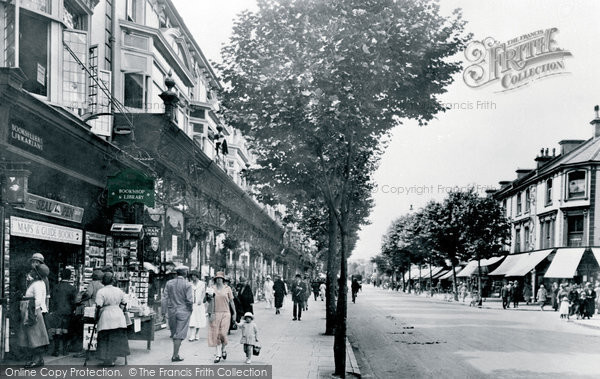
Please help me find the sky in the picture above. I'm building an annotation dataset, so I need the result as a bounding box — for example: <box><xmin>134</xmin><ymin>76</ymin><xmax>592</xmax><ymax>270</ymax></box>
<box><xmin>173</xmin><ymin>0</ymin><xmax>600</xmax><ymax>262</ymax></box>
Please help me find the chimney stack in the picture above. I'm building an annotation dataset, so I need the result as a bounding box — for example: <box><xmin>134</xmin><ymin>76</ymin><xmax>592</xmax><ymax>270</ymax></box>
<box><xmin>516</xmin><ymin>169</ymin><xmax>533</xmax><ymax>179</ymax></box>
<box><xmin>535</xmin><ymin>147</ymin><xmax>553</xmax><ymax>168</ymax></box>
<box><xmin>558</xmin><ymin>139</ymin><xmax>585</xmax><ymax>156</ymax></box>
<box><xmin>159</xmin><ymin>71</ymin><xmax>179</xmax><ymax>122</ymax></box>
<box><xmin>499</xmin><ymin>181</ymin><xmax>511</xmax><ymax>189</ymax></box>
<box><xmin>591</xmin><ymin>105</ymin><xmax>600</xmax><ymax>138</ymax></box>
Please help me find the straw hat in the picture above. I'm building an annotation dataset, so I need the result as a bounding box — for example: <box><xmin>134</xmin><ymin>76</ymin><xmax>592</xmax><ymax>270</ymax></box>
<box><xmin>214</xmin><ymin>271</ymin><xmax>225</xmax><ymax>279</ymax></box>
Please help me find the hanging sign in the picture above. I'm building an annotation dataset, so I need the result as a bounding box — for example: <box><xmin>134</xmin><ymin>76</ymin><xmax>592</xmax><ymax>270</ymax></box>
<box><xmin>107</xmin><ymin>169</ymin><xmax>155</xmax><ymax>207</ymax></box>
<box><xmin>22</xmin><ymin>193</ymin><xmax>84</xmax><ymax>223</ymax></box>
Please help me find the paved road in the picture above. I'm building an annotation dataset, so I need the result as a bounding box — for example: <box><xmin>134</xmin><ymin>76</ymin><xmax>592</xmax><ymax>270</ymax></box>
<box><xmin>348</xmin><ymin>285</ymin><xmax>600</xmax><ymax>379</ymax></box>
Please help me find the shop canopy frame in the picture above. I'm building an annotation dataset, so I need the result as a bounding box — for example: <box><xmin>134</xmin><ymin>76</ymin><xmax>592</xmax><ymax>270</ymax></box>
<box><xmin>488</xmin><ymin>249</ymin><xmax>554</xmax><ymax>277</ymax></box>
<box><xmin>456</xmin><ymin>256</ymin><xmax>505</xmax><ymax>278</ymax></box>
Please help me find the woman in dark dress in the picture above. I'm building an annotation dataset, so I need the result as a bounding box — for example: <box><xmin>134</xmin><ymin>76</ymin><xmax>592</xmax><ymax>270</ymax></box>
<box><xmin>273</xmin><ymin>275</ymin><xmax>286</xmax><ymax>315</ymax></box>
<box><xmin>95</xmin><ymin>272</ymin><xmax>130</xmax><ymax>366</ymax></box>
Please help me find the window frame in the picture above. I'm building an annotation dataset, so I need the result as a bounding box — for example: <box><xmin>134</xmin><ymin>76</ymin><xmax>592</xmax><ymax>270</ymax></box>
<box><xmin>566</xmin><ymin>170</ymin><xmax>587</xmax><ymax>200</ymax></box>
<box><xmin>516</xmin><ymin>192</ymin><xmax>522</xmax><ymax>215</ymax></box>
<box><xmin>545</xmin><ymin>178</ymin><xmax>553</xmax><ymax>206</ymax></box>
<box><xmin>123</xmin><ymin>71</ymin><xmax>146</xmax><ymax>109</ymax></box>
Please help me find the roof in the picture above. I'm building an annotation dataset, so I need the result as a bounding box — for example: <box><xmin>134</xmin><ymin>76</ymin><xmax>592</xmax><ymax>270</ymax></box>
<box><xmin>494</xmin><ymin>137</ymin><xmax>600</xmax><ymax>198</ymax></box>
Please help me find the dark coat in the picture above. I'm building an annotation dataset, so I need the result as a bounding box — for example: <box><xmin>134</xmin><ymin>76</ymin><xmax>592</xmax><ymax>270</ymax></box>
<box><xmin>291</xmin><ymin>280</ymin><xmax>307</xmax><ymax>303</ymax></box>
<box><xmin>237</xmin><ymin>283</ymin><xmax>254</xmax><ymax>314</ymax></box>
<box><xmin>273</xmin><ymin>279</ymin><xmax>286</xmax><ymax>308</ymax></box>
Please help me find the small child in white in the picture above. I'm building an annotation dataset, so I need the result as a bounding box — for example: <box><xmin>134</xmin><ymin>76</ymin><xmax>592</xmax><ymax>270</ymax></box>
<box><xmin>238</xmin><ymin>312</ymin><xmax>259</xmax><ymax>364</ymax></box>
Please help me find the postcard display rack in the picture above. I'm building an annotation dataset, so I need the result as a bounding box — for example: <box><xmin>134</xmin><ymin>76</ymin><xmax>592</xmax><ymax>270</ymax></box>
<box><xmin>82</xmin><ymin>232</ymin><xmax>108</xmax><ymax>292</ymax></box>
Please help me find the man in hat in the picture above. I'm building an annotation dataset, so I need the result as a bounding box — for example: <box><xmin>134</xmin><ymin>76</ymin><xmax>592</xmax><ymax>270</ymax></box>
<box><xmin>162</xmin><ymin>265</ymin><xmax>193</xmax><ymax>362</ymax></box>
<box><xmin>263</xmin><ymin>276</ymin><xmax>274</xmax><ymax>309</ymax></box>
<box><xmin>291</xmin><ymin>274</ymin><xmax>307</xmax><ymax>321</ymax></box>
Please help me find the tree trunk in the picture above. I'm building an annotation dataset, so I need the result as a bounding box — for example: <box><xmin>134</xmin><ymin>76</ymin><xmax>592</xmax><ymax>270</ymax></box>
<box><xmin>401</xmin><ymin>270</ymin><xmax>406</xmax><ymax>292</ymax></box>
<box><xmin>334</xmin><ymin>211</ymin><xmax>349</xmax><ymax>377</ymax></box>
<box><xmin>451</xmin><ymin>263</ymin><xmax>458</xmax><ymax>301</ymax></box>
<box><xmin>408</xmin><ymin>269</ymin><xmax>412</xmax><ymax>293</ymax></box>
<box><xmin>477</xmin><ymin>259</ymin><xmax>483</xmax><ymax>306</ymax></box>
<box><xmin>325</xmin><ymin>209</ymin><xmax>338</xmax><ymax>335</ymax></box>
<box><xmin>429</xmin><ymin>263</ymin><xmax>433</xmax><ymax>296</ymax></box>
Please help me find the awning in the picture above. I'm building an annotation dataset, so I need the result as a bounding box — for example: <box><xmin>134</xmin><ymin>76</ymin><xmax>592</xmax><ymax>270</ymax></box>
<box><xmin>591</xmin><ymin>248</ymin><xmax>600</xmax><ymax>266</ymax></box>
<box><xmin>426</xmin><ymin>266</ymin><xmax>444</xmax><ymax>279</ymax></box>
<box><xmin>457</xmin><ymin>256</ymin><xmax>506</xmax><ymax>277</ymax></box>
<box><xmin>433</xmin><ymin>269</ymin><xmax>450</xmax><ymax>279</ymax></box>
<box><xmin>503</xmin><ymin>249</ymin><xmax>554</xmax><ymax>277</ymax></box>
<box><xmin>439</xmin><ymin>268</ymin><xmax>462</xmax><ymax>280</ymax></box>
<box><xmin>544</xmin><ymin>248</ymin><xmax>586</xmax><ymax>278</ymax></box>
<box><xmin>489</xmin><ymin>253</ymin><xmax>528</xmax><ymax>276</ymax></box>
<box><xmin>404</xmin><ymin>266</ymin><xmax>425</xmax><ymax>281</ymax></box>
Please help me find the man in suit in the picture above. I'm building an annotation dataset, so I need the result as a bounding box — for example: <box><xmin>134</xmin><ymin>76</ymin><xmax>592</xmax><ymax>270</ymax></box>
<box><xmin>162</xmin><ymin>266</ymin><xmax>193</xmax><ymax>362</ymax></box>
<box><xmin>291</xmin><ymin>274</ymin><xmax>307</xmax><ymax>321</ymax></box>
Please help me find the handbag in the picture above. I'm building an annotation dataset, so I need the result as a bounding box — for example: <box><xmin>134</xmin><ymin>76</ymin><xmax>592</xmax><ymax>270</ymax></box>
<box><xmin>252</xmin><ymin>344</ymin><xmax>261</xmax><ymax>356</ymax></box>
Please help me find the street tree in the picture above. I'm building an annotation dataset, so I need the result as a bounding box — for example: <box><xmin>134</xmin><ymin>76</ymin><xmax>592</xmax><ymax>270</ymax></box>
<box><xmin>217</xmin><ymin>0</ymin><xmax>469</xmax><ymax>374</ymax></box>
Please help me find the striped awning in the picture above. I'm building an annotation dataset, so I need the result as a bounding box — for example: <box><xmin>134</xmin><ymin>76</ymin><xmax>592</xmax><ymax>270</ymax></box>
<box><xmin>504</xmin><ymin>249</ymin><xmax>554</xmax><ymax>276</ymax></box>
<box><xmin>456</xmin><ymin>256</ymin><xmax>505</xmax><ymax>277</ymax></box>
<box><xmin>439</xmin><ymin>268</ymin><xmax>462</xmax><ymax>280</ymax></box>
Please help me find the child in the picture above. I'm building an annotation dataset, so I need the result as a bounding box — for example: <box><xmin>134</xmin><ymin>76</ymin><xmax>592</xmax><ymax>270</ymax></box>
<box><xmin>238</xmin><ymin>312</ymin><xmax>259</xmax><ymax>364</ymax></box>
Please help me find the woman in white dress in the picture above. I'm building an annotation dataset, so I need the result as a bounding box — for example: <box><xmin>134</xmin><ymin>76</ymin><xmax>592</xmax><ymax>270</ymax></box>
<box><xmin>188</xmin><ymin>271</ymin><xmax>207</xmax><ymax>341</ymax></box>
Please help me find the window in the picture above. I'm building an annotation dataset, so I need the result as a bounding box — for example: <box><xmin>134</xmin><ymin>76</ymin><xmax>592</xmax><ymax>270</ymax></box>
<box><xmin>190</xmin><ymin>109</ymin><xmax>206</xmax><ymax>119</ymax></box>
<box><xmin>546</xmin><ymin>178</ymin><xmax>553</xmax><ymax>205</ymax></box>
<box><xmin>515</xmin><ymin>228</ymin><xmax>521</xmax><ymax>253</ymax></box>
<box><xmin>567</xmin><ymin>171</ymin><xmax>586</xmax><ymax>199</ymax></box>
<box><xmin>567</xmin><ymin>215</ymin><xmax>584</xmax><ymax>247</ymax></box>
<box><xmin>123</xmin><ymin>33</ymin><xmax>149</xmax><ymax>50</ymax></box>
<box><xmin>63</xmin><ymin>30</ymin><xmax>87</xmax><ymax>114</ymax></box>
<box><xmin>124</xmin><ymin>73</ymin><xmax>144</xmax><ymax>108</ymax></box>
<box><xmin>524</xmin><ymin>226</ymin><xmax>530</xmax><ymax>251</ymax></box>
<box><xmin>63</xmin><ymin>1</ymin><xmax>86</xmax><ymax>30</ymax></box>
<box><xmin>540</xmin><ymin>218</ymin><xmax>554</xmax><ymax>249</ymax></box>
<box><xmin>20</xmin><ymin>0</ymin><xmax>51</xmax><ymax>14</ymax></box>
<box><xmin>516</xmin><ymin>192</ymin><xmax>522</xmax><ymax>215</ymax></box>
<box><xmin>105</xmin><ymin>0</ymin><xmax>112</xmax><ymax>70</ymax></box>
<box><xmin>525</xmin><ymin>189</ymin><xmax>530</xmax><ymax>213</ymax></box>
<box><xmin>19</xmin><ymin>11</ymin><xmax>49</xmax><ymax>96</ymax></box>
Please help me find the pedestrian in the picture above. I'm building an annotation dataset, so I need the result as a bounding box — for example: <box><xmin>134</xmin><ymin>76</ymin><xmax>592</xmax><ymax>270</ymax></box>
<box><xmin>351</xmin><ymin>278</ymin><xmax>361</xmax><ymax>303</ymax></box>
<box><xmin>188</xmin><ymin>271</ymin><xmax>206</xmax><ymax>341</ymax></box>
<box><xmin>273</xmin><ymin>275</ymin><xmax>286</xmax><ymax>314</ymax></box>
<box><xmin>303</xmin><ymin>276</ymin><xmax>311</xmax><ymax>311</ymax></box>
<box><xmin>558</xmin><ymin>284</ymin><xmax>570</xmax><ymax>320</ymax></box>
<box><xmin>568</xmin><ymin>284</ymin><xmax>580</xmax><ymax>319</ymax></box>
<box><xmin>595</xmin><ymin>284</ymin><xmax>600</xmax><ymax>315</ymax></box>
<box><xmin>459</xmin><ymin>282</ymin><xmax>468</xmax><ymax>302</ymax></box>
<box><xmin>584</xmin><ymin>282</ymin><xmax>597</xmax><ymax>319</ymax></box>
<box><xmin>28</xmin><ymin>253</ymin><xmax>50</xmax><ymax>310</ymax></box>
<box><xmin>319</xmin><ymin>281</ymin><xmax>326</xmax><ymax>301</ymax></box>
<box><xmin>291</xmin><ymin>274</ymin><xmax>307</xmax><ymax>321</ymax></box>
<box><xmin>237</xmin><ymin>277</ymin><xmax>254</xmax><ymax>317</ymax></box>
<box><xmin>263</xmin><ymin>276</ymin><xmax>274</xmax><ymax>309</ymax></box>
<box><xmin>48</xmin><ymin>268</ymin><xmax>77</xmax><ymax>356</ymax></box>
<box><xmin>95</xmin><ymin>271</ymin><xmax>130</xmax><ymax>366</ymax></box>
<box><xmin>161</xmin><ymin>265</ymin><xmax>193</xmax><ymax>362</ymax></box>
<box><xmin>501</xmin><ymin>283</ymin><xmax>510</xmax><ymax>309</ymax></box>
<box><xmin>523</xmin><ymin>283</ymin><xmax>532</xmax><ymax>305</ymax></box>
<box><xmin>81</xmin><ymin>270</ymin><xmax>104</xmax><ymax>306</ymax></box>
<box><xmin>536</xmin><ymin>284</ymin><xmax>547</xmax><ymax>311</ymax></box>
<box><xmin>551</xmin><ymin>282</ymin><xmax>559</xmax><ymax>311</ymax></box>
<box><xmin>311</xmin><ymin>280</ymin><xmax>320</xmax><ymax>301</ymax></box>
<box><xmin>18</xmin><ymin>264</ymin><xmax>50</xmax><ymax>368</ymax></box>
<box><xmin>512</xmin><ymin>281</ymin><xmax>520</xmax><ymax>308</ymax></box>
<box><xmin>237</xmin><ymin>312</ymin><xmax>259</xmax><ymax>364</ymax></box>
<box><xmin>206</xmin><ymin>271</ymin><xmax>236</xmax><ymax>363</ymax></box>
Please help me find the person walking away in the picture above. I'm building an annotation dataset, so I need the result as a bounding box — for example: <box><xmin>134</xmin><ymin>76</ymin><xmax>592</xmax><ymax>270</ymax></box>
<box><xmin>188</xmin><ymin>271</ymin><xmax>206</xmax><ymax>341</ymax></box>
<box><xmin>237</xmin><ymin>312</ymin><xmax>259</xmax><ymax>364</ymax></box>
<box><xmin>273</xmin><ymin>275</ymin><xmax>287</xmax><ymax>315</ymax></box>
<box><xmin>319</xmin><ymin>282</ymin><xmax>326</xmax><ymax>301</ymax></box>
<box><xmin>536</xmin><ymin>285</ymin><xmax>547</xmax><ymax>311</ymax></box>
<box><xmin>237</xmin><ymin>277</ymin><xmax>254</xmax><ymax>316</ymax></box>
<box><xmin>291</xmin><ymin>274</ymin><xmax>307</xmax><ymax>321</ymax></box>
<box><xmin>512</xmin><ymin>281</ymin><xmax>520</xmax><ymax>308</ymax></box>
<box><xmin>311</xmin><ymin>281</ymin><xmax>320</xmax><ymax>301</ymax></box>
<box><xmin>48</xmin><ymin>268</ymin><xmax>77</xmax><ymax>356</ymax></box>
<box><xmin>551</xmin><ymin>282</ymin><xmax>559</xmax><ymax>311</ymax></box>
<box><xmin>95</xmin><ymin>272</ymin><xmax>130</xmax><ymax>366</ymax></box>
<box><xmin>595</xmin><ymin>284</ymin><xmax>600</xmax><ymax>315</ymax></box>
<box><xmin>578</xmin><ymin>288</ymin><xmax>587</xmax><ymax>320</ymax></box>
<box><xmin>161</xmin><ymin>266</ymin><xmax>193</xmax><ymax>362</ymax></box>
<box><xmin>351</xmin><ymin>278</ymin><xmax>361</xmax><ymax>304</ymax></box>
<box><xmin>81</xmin><ymin>270</ymin><xmax>104</xmax><ymax>306</ymax></box>
<box><xmin>584</xmin><ymin>282</ymin><xmax>597</xmax><ymax>319</ymax></box>
<box><xmin>523</xmin><ymin>283</ymin><xmax>532</xmax><ymax>305</ymax></box>
<box><xmin>558</xmin><ymin>284</ymin><xmax>570</xmax><ymax>320</ymax></box>
<box><xmin>303</xmin><ymin>276</ymin><xmax>311</xmax><ymax>311</ymax></box>
<box><xmin>206</xmin><ymin>271</ymin><xmax>236</xmax><ymax>363</ymax></box>
<box><xmin>19</xmin><ymin>264</ymin><xmax>50</xmax><ymax>368</ymax></box>
<box><xmin>263</xmin><ymin>276</ymin><xmax>274</xmax><ymax>309</ymax></box>
<box><xmin>501</xmin><ymin>283</ymin><xmax>510</xmax><ymax>309</ymax></box>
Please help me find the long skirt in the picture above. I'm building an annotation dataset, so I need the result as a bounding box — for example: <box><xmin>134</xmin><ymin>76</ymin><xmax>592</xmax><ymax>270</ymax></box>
<box><xmin>96</xmin><ymin>328</ymin><xmax>130</xmax><ymax>361</ymax></box>
<box><xmin>274</xmin><ymin>294</ymin><xmax>284</xmax><ymax>308</ymax></box>
<box><xmin>207</xmin><ymin>312</ymin><xmax>230</xmax><ymax>347</ymax></box>
<box><xmin>18</xmin><ymin>308</ymin><xmax>49</xmax><ymax>349</ymax></box>
<box><xmin>559</xmin><ymin>300</ymin><xmax>570</xmax><ymax>316</ymax></box>
<box><xmin>189</xmin><ymin>303</ymin><xmax>206</xmax><ymax>328</ymax></box>
<box><xmin>168</xmin><ymin>309</ymin><xmax>192</xmax><ymax>340</ymax></box>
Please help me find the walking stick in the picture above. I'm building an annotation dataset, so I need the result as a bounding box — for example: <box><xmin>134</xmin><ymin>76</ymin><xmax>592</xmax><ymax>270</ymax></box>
<box><xmin>83</xmin><ymin>306</ymin><xmax>100</xmax><ymax>367</ymax></box>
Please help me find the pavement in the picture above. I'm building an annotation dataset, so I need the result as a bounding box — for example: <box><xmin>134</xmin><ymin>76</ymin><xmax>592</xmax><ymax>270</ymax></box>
<box><xmin>349</xmin><ymin>286</ymin><xmax>600</xmax><ymax>378</ymax></box>
<box><xmin>5</xmin><ymin>294</ymin><xmax>360</xmax><ymax>379</ymax></box>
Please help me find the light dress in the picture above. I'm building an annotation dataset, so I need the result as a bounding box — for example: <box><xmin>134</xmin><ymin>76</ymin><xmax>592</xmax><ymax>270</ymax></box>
<box><xmin>189</xmin><ymin>280</ymin><xmax>207</xmax><ymax>328</ymax></box>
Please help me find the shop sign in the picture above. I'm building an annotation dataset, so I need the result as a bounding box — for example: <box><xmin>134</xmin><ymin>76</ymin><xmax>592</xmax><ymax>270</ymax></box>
<box><xmin>10</xmin><ymin>121</ymin><xmax>44</xmax><ymax>151</ymax></box>
<box><xmin>107</xmin><ymin>169</ymin><xmax>154</xmax><ymax>207</ymax></box>
<box><xmin>10</xmin><ymin>216</ymin><xmax>83</xmax><ymax>245</ymax></box>
<box><xmin>21</xmin><ymin>193</ymin><xmax>84</xmax><ymax>223</ymax></box>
